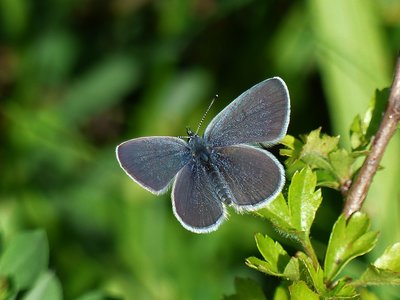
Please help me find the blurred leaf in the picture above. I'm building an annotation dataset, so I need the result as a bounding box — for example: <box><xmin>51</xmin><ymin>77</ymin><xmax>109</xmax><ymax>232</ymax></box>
<box><xmin>0</xmin><ymin>0</ymin><xmax>28</xmax><ymax>38</ymax></box>
<box><xmin>75</xmin><ymin>290</ymin><xmax>122</xmax><ymax>300</ymax></box>
<box><xmin>59</xmin><ymin>55</ymin><xmax>140</xmax><ymax>125</ymax></box>
<box><xmin>273</xmin><ymin>285</ymin><xmax>289</xmax><ymax>300</ymax></box>
<box><xmin>0</xmin><ymin>230</ymin><xmax>48</xmax><ymax>290</ymax></box>
<box><xmin>0</xmin><ymin>276</ymin><xmax>14</xmax><ymax>300</ymax></box>
<box><xmin>355</xmin><ymin>243</ymin><xmax>400</xmax><ymax>286</ymax></box>
<box><xmin>222</xmin><ymin>278</ymin><xmax>266</xmax><ymax>300</ymax></box>
<box><xmin>288</xmin><ymin>281</ymin><xmax>319</xmax><ymax>300</ymax></box>
<box><xmin>359</xmin><ymin>288</ymin><xmax>379</xmax><ymax>300</ymax></box>
<box><xmin>324</xmin><ymin>213</ymin><xmax>379</xmax><ymax>282</ymax></box>
<box><xmin>22</xmin><ymin>272</ymin><xmax>62</xmax><ymax>300</ymax></box>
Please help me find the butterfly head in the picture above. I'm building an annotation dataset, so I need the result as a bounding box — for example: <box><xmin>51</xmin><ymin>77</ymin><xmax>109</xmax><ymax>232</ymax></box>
<box><xmin>186</xmin><ymin>127</ymin><xmax>211</xmax><ymax>163</ymax></box>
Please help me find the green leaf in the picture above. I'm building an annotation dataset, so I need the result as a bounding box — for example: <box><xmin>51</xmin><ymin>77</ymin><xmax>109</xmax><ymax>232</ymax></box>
<box><xmin>296</xmin><ymin>252</ymin><xmax>325</xmax><ymax>294</ymax></box>
<box><xmin>273</xmin><ymin>285</ymin><xmax>289</xmax><ymax>300</ymax></box>
<box><xmin>327</xmin><ymin>278</ymin><xmax>358</xmax><ymax>299</ymax></box>
<box><xmin>329</xmin><ymin>148</ymin><xmax>355</xmax><ymax>185</ymax></box>
<box><xmin>288</xmin><ymin>281</ymin><xmax>319</xmax><ymax>300</ymax></box>
<box><xmin>374</xmin><ymin>242</ymin><xmax>400</xmax><ymax>271</ymax></box>
<box><xmin>324</xmin><ymin>213</ymin><xmax>379</xmax><ymax>282</ymax></box>
<box><xmin>301</xmin><ymin>128</ymin><xmax>339</xmax><ymax>162</ymax></box>
<box><xmin>258</xmin><ymin>167</ymin><xmax>321</xmax><ymax>248</ymax></box>
<box><xmin>0</xmin><ymin>230</ymin><xmax>48</xmax><ymax>290</ymax></box>
<box><xmin>350</xmin><ymin>88</ymin><xmax>389</xmax><ymax>150</ymax></box>
<box><xmin>253</xmin><ymin>234</ymin><xmax>290</xmax><ymax>274</ymax></box>
<box><xmin>257</xmin><ymin>194</ymin><xmax>296</xmax><ymax>233</ymax></box>
<box><xmin>22</xmin><ymin>272</ymin><xmax>62</xmax><ymax>300</ymax></box>
<box><xmin>76</xmin><ymin>291</ymin><xmax>122</xmax><ymax>300</ymax></box>
<box><xmin>359</xmin><ymin>288</ymin><xmax>379</xmax><ymax>300</ymax></box>
<box><xmin>246</xmin><ymin>234</ymin><xmax>300</xmax><ymax>281</ymax></box>
<box><xmin>222</xmin><ymin>278</ymin><xmax>266</xmax><ymax>300</ymax></box>
<box><xmin>288</xmin><ymin>167</ymin><xmax>322</xmax><ymax>234</ymax></box>
<box><xmin>355</xmin><ymin>243</ymin><xmax>400</xmax><ymax>286</ymax></box>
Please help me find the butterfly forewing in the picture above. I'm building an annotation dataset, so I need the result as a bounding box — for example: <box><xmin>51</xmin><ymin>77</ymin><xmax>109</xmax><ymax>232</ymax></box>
<box><xmin>172</xmin><ymin>162</ymin><xmax>226</xmax><ymax>233</ymax></box>
<box><xmin>204</xmin><ymin>77</ymin><xmax>290</xmax><ymax>147</ymax></box>
<box><xmin>215</xmin><ymin>145</ymin><xmax>284</xmax><ymax>210</ymax></box>
<box><xmin>116</xmin><ymin>137</ymin><xmax>190</xmax><ymax>194</ymax></box>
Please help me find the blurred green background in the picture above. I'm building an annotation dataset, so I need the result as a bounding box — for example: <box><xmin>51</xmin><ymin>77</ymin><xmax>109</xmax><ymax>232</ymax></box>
<box><xmin>1</xmin><ymin>0</ymin><xmax>400</xmax><ymax>299</ymax></box>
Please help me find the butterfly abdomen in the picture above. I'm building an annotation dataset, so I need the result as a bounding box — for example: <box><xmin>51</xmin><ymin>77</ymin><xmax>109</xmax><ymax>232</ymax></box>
<box><xmin>208</xmin><ymin>164</ymin><xmax>233</xmax><ymax>205</ymax></box>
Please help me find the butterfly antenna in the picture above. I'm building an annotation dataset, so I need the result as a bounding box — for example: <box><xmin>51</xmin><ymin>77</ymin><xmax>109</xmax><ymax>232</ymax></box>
<box><xmin>195</xmin><ymin>94</ymin><xmax>218</xmax><ymax>135</ymax></box>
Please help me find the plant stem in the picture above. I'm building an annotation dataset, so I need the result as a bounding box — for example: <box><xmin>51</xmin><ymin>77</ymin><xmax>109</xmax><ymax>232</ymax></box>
<box><xmin>302</xmin><ymin>236</ymin><xmax>319</xmax><ymax>269</ymax></box>
<box><xmin>343</xmin><ymin>56</ymin><xmax>400</xmax><ymax>218</ymax></box>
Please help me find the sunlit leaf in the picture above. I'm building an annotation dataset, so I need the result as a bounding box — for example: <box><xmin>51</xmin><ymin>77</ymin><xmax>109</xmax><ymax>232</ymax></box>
<box><xmin>355</xmin><ymin>243</ymin><xmax>400</xmax><ymax>286</ymax></box>
<box><xmin>288</xmin><ymin>281</ymin><xmax>319</xmax><ymax>300</ymax></box>
<box><xmin>324</xmin><ymin>213</ymin><xmax>379</xmax><ymax>282</ymax></box>
<box><xmin>288</xmin><ymin>167</ymin><xmax>322</xmax><ymax>234</ymax></box>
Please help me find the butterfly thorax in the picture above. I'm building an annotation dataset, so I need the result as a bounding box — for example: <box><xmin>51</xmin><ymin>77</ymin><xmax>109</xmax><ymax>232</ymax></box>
<box><xmin>187</xmin><ymin>134</ymin><xmax>233</xmax><ymax>205</ymax></box>
<box><xmin>188</xmin><ymin>134</ymin><xmax>212</xmax><ymax>163</ymax></box>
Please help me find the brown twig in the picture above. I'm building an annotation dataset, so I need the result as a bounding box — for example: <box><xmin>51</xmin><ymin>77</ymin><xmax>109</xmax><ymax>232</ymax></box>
<box><xmin>343</xmin><ymin>56</ymin><xmax>400</xmax><ymax>219</ymax></box>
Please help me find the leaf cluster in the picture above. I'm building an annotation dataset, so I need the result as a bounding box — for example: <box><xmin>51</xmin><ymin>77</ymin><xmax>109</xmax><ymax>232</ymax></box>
<box><xmin>226</xmin><ymin>89</ymin><xmax>400</xmax><ymax>299</ymax></box>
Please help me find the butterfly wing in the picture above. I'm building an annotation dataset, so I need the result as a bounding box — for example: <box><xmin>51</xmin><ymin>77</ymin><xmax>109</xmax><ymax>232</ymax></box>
<box><xmin>204</xmin><ymin>77</ymin><xmax>290</xmax><ymax>147</ymax></box>
<box><xmin>116</xmin><ymin>137</ymin><xmax>190</xmax><ymax>194</ymax></box>
<box><xmin>172</xmin><ymin>162</ymin><xmax>226</xmax><ymax>233</ymax></box>
<box><xmin>215</xmin><ymin>145</ymin><xmax>284</xmax><ymax>210</ymax></box>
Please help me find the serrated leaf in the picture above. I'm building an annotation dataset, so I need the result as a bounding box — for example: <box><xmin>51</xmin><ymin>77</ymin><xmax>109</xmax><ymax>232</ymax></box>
<box><xmin>301</xmin><ymin>128</ymin><xmax>339</xmax><ymax>161</ymax></box>
<box><xmin>288</xmin><ymin>167</ymin><xmax>322</xmax><ymax>234</ymax></box>
<box><xmin>288</xmin><ymin>281</ymin><xmax>319</xmax><ymax>300</ymax></box>
<box><xmin>324</xmin><ymin>213</ymin><xmax>379</xmax><ymax>282</ymax></box>
<box><xmin>296</xmin><ymin>252</ymin><xmax>325</xmax><ymax>294</ymax></box>
<box><xmin>257</xmin><ymin>194</ymin><xmax>295</xmax><ymax>233</ymax></box>
<box><xmin>355</xmin><ymin>243</ymin><xmax>400</xmax><ymax>286</ymax></box>
<box><xmin>254</xmin><ymin>233</ymin><xmax>291</xmax><ymax>272</ymax></box>
<box><xmin>22</xmin><ymin>272</ymin><xmax>62</xmax><ymax>300</ymax></box>
<box><xmin>329</xmin><ymin>149</ymin><xmax>355</xmax><ymax>184</ymax></box>
<box><xmin>0</xmin><ymin>230</ymin><xmax>48</xmax><ymax>290</ymax></box>
<box><xmin>246</xmin><ymin>234</ymin><xmax>299</xmax><ymax>281</ymax></box>
<box><xmin>222</xmin><ymin>278</ymin><xmax>266</xmax><ymax>300</ymax></box>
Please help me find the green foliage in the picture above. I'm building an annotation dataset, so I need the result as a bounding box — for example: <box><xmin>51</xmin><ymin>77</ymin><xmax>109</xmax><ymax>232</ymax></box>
<box><xmin>280</xmin><ymin>128</ymin><xmax>360</xmax><ymax>191</ymax></box>
<box><xmin>223</xmin><ymin>278</ymin><xmax>266</xmax><ymax>300</ymax></box>
<box><xmin>0</xmin><ymin>230</ymin><xmax>48</xmax><ymax>291</ymax></box>
<box><xmin>246</xmin><ymin>119</ymin><xmax>400</xmax><ymax>298</ymax></box>
<box><xmin>324</xmin><ymin>213</ymin><xmax>379</xmax><ymax>282</ymax></box>
<box><xmin>0</xmin><ymin>231</ymin><xmax>117</xmax><ymax>300</ymax></box>
<box><xmin>1</xmin><ymin>0</ymin><xmax>399</xmax><ymax>299</ymax></box>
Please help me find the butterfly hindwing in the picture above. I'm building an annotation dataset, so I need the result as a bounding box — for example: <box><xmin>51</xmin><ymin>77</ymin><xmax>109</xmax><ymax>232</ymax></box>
<box><xmin>214</xmin><ymin>145</ymin><xmax>285</xmax><ymax>211</ymax></box>
<box><xmin>172</xmin><ymin>162</ymin><xmax>226</xmax><ymax>233</ymax></box>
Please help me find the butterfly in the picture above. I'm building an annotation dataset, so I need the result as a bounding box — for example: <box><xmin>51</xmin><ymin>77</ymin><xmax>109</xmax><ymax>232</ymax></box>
<box><xmin>116</xmin><ymin>77</ymin><xmax>290</xmax><ymax>233</ymax></box>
